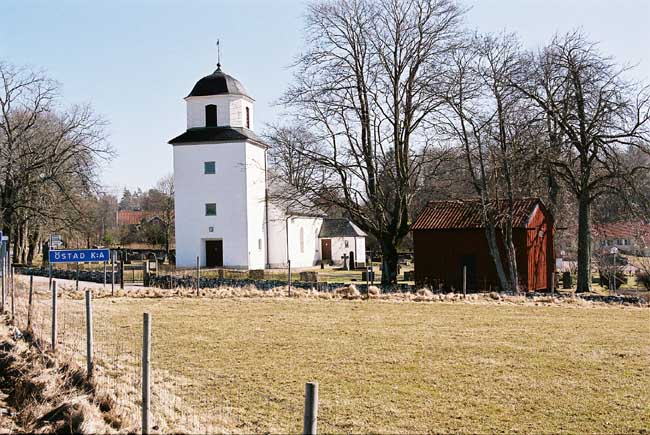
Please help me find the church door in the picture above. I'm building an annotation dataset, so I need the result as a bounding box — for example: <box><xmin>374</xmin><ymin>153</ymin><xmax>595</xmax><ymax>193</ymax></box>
<box><xmin>205</xmin><ymin>240</ymin><xmax>223</xmax><ymax>268</ymax></box>
<box><xmin>321</xmin><ymin>239</ymin><xmax>332</xmax><ymax>262</ymax></box>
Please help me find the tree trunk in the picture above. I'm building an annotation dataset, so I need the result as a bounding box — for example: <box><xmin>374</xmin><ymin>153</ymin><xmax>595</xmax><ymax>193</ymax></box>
<box><xmin>26</xmin><ymin>228</ymin><xmax>40</xmax><ymax>266</ymax></box>
<box><xmin>504</xmin><ymin>225</ymin><xmax>519</xmax><ymax>293</ymax></box>
<box><xmin>380</xmin><ymin>239</ymin><xmax>399</xmax><ymax>285</ymax></box>
<box><xmin>576</xmin><ymin>193</ymin><xmax>592</xmax><ymax>293</ymax></box>
<box><xmin>484</xmin><ymin>224</ymin><xmax>511</xmax><ymax>292</ymax></box>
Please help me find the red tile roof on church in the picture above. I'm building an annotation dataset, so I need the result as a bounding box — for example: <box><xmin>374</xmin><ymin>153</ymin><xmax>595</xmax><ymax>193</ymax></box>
<box><xmin>411</xmin><ymin>198</ymin><xmax>543</xmax><ymax>230</ymax></box>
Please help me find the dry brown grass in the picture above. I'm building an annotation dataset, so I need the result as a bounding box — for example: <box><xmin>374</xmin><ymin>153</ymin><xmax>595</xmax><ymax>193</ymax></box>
<box><xmin>91</xmin><ymin>296</ymin><xmax>649</xmax><ymax>434</ymax></box>
<box><xmin>11</xmin><ymin>276</ymin><xmax>650</xmax><ymax>434</ymax></box>
<box><xmin>0</xmin><ymin>319</ymin><xmax>117</xmax><ymax>434</ymax></box>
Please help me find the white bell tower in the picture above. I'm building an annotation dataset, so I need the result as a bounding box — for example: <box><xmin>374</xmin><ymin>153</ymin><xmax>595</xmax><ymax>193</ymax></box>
<box><xmin>170</xmin><ymin>57</ymin><xmax>268</xmax><ymax>269</ymax></box>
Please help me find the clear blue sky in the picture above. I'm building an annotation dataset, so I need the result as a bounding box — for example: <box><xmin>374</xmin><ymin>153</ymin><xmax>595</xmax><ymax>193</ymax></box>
<box><xmin>2</xmin><ymin>0</ymin><xmax>648</xmax><ymax>197</ymax></box>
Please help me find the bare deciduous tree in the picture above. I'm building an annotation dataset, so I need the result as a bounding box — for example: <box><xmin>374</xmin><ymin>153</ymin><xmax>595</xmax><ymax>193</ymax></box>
<box><xmin>513</xmin><ymin>32</ymin><xmax>650</xmax><ymax>292</ymax></box>
<box><xmin>0</xmin><ymin>61</ymin><xmax>113</xmax><ymax>261</ymax></box>
<box><xmin>278</xmin><ymin>0</ymin><xmax>464</xmax><ymax>284</ymax></box>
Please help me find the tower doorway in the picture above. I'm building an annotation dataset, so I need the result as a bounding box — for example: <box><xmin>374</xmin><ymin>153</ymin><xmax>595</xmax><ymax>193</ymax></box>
<box><xmin>205</xmin><ymin>240</ymin><xmax>223</xmax><ymax>268</ymax></box>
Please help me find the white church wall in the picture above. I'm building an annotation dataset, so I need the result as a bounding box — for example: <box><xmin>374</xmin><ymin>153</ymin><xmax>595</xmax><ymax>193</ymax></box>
<box><xmin>173</xmin><ymin>141</ymin><xmax>250</xmax><ymax>268</ymax></box>
<box><xmin>266</xmin><ymin>203</ymin><xmax>288</xmax><ymax>267</ymax></box>
<box><xmin>230</xmin><ymin>99</ymin><xmax>242</xmax><ymax>127</ymax></box>
<box><xmin>186</xmin><ymin>95</ymin><xmax>255</xmax><ymax>129</ymax></box>
<box><xmin>287</xmin><ymin>216</ymin><xmax>323</xmax><ymax>268</ymax></box>
<box><xmin>266</xmin><ymin>203</ymin><xmax>323</xmax><ymax>268</ymax></box>
<box><xmin>355</xmin><ymin>237</ymin><xmax>366</xmax><ymax>266</ymax></box>
<box><xmin>186</xmin><ymin>95</ymin><xmax>233</xmax><ymax>128</ymax></box>
<box><xmin>245</xmin><ymin>143</ymin><xmax>267</xmax><ymax>270</ymax></box>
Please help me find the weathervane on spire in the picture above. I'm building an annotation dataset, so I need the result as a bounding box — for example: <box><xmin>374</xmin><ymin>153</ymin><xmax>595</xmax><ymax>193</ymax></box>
<box><xmin>216</xmin><ymin>39</ymin><xmax>222</xmax><ymax>71</ymax></box>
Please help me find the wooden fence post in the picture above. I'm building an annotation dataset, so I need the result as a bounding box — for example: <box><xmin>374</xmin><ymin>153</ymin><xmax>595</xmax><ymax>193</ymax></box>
<box><xmin>303</xmin><ymin>382</ymin><xmax>318</xmax><ymax>435</ymax></box>
<box><xmin>52</xmin><ymin>281</ymin><xmax>57</xmax><ymax>351</ymax></box>
<box><xmin>10</xmin><ymin>266</ymin><xmax>15</xmax><ymax>322</ymax></box>
<box><xmin>1</xmin><ymin>247</ymin><xmax>6</xmax><ymax>314</ymax></box>
<box><xmin>288</xmin><ymin>259</ymin><xmax>292</xmax><ymax>297</ymax></box>
<box><xmin>142</xmin><ymin>312</ymin><xmax>151</xmax><ymax>435</ymax></box>
<box><xmin>195</xmin><ymin>256</ymin><xmax>200</xmax><ymax>296</ymax></box>
<box><xmin>27</xmin><ymin>275</ymin><xmax>34</xmax><ymax>329</ymax></box>
<box><xmin>85</xmin><ymin>290</ymin><xmax>94</xmax><ymax>379</ymax></box>
<box><xmin>463</xmin><ymin>266</ymin><xmax>467</xmax><ymax>298</ymax></box>
<box><xmin>111</xmin><ymin>253</ymin><xmax>115</xmax><ymax>296</ymax></box>
<box><xmin>120</xmin><ymin>260</ymin><xmax>124</xmax><ymax>290</ymax></box>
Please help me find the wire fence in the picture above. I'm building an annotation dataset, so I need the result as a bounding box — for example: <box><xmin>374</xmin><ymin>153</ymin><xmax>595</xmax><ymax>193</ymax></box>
<box><xmin>6</xmin><ymin>271</ymin><xmax>315</xmax><ymax>434</ymax></box>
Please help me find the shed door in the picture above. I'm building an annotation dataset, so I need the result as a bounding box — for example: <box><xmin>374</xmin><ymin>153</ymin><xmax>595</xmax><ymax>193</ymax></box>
<box><xmin>205</xmin><ymin>240</ymin><xmax>223</xmax><ymax>268</ymax></box>
<box><xmin>321</xmin><ymin>239</ymin><xmax>332</xmax><ymax>261</ymax></box>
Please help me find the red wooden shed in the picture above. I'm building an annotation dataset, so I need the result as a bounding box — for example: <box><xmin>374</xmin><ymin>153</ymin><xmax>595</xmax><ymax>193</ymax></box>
<box><xmin>411</xmin><ymin>198</ymin><xmax>555</xmax><ymax>292</ymax></box>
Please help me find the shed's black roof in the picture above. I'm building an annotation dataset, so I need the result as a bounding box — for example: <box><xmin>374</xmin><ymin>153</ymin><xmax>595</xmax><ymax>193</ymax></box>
<box><xmin>168</xmin><ymin>127</ymin><xmax>267</xmax><ymax>147</ymax></box>
<box><xmin>319</xmin><ymin>219</ymin><xmax>367</xmax><ymax>238</ymax></box>
<box><xmin>187</xmin><ymin>67</ymin><xmax>250</xmax><ymax>98</ymax></box>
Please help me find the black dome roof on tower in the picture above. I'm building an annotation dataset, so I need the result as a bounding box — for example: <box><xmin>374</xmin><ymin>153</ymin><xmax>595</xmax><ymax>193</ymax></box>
<box><xmin>187</xmin><ymin>66</ymin><xmax>250</xmax><ymax>98</ymax></box>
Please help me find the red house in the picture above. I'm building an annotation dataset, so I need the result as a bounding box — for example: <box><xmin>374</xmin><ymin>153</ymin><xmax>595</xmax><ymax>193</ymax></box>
<box><xmin>411</xmin><ymin>198</ymin><xmax>555</xmax><ymax>292</ymax></box>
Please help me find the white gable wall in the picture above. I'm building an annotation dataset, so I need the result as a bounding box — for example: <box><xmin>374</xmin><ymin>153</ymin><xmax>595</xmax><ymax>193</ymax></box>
<box><xmin>328</xmin><ymin>236</ymin><xmax>366</xmax><ymax>266</ymax></box>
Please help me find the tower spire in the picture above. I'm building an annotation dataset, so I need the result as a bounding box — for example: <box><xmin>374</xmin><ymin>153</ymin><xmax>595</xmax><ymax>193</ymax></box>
<box><xmin>216</xmin><ymin>39</ymin><xmax>221</xmax><ymax>71</ymax></box>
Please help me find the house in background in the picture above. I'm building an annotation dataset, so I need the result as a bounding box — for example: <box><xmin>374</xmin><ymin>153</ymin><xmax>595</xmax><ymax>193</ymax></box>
<box><xmin>411</xmin><ymin>198</ymin><xmax>555</xmax><ymax>292</ymax></box>
<box><xmin>593</xmin><ymin>221</ymin><xmax>650</xmax><ymax>256</ymax></box>
<box><xmin>116</xmin><ymin>210</ymin><xmax>161</xmax><ymax>227</ymax></box>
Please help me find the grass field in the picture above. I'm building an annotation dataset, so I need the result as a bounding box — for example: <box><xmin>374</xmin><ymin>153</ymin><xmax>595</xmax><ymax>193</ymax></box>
<box><xmin>84</xmin><ymin>296</ymin><xmax>650</xmax><ymax>434</ymax></box>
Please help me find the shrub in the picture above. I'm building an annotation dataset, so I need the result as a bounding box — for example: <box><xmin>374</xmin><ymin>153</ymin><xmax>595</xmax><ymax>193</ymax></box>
<box><xmin>636</xmin><ymin>272</ymin><xmax>650</xmax><ymax>290</ymax></box>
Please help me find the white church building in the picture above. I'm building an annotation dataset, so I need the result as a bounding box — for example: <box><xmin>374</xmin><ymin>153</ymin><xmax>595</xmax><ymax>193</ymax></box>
<box><xmin>169</xmin><ymin>62</ymin><xmax>366</xmax><ymax>270</ymax></box>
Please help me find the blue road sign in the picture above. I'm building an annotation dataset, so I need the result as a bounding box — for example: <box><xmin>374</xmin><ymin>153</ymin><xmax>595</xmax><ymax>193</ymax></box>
<box><xmin>49</xmin><ymin>248</ymin><xmax>110</xmax><ymax>263</ymax></box>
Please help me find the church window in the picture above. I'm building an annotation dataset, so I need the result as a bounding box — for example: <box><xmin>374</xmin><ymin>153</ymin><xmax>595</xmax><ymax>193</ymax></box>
<box><xmin>258</xmin><ymin>238</ymin><xmax>262</xmax><ymax>250</ymax></box>
<box><xmin>205</xmin><ymin>203</ymin><xmax>217</xmax><ymax>216</ymax></box>
<box><xmin>246</xmin><ymin>107</ymin><xmax>250</xmax><ymax>129</ymax></box>
<box><xmin>300</xmin><ymin>227</ymin><xmax>305</xmax><ymax>253</ymax></box>
<box><xmin>204</xmin><ymin>161</ymin><xmax>216</xmax><ymax>174</ymax></box>
<box><xmin>344</xmin><ymin>240</ymin><xmax>349</xmax><ymax>248</ymax></box>
<box><xmin>205</xmin><ymin>104</ymin><xmax>217</xmax><ymax>126</ymax></box>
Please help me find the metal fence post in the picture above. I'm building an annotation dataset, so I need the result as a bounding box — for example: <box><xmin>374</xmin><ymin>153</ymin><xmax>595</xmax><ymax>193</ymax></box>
<box><xmin>52</xmin><ymin>280</ymin><xmax>57</xmax><ymax>351</ymax></box>
<box><xmin>303</xmin><ymin>382</ymin><xmax>318</xmax><ymax>435</ymax></box>
<box><xmin>103</xmin><ymin>261</ymin><xmax>107</xmax><ymax>288</ymax></box>
<box><xmin>76</xmin><ymin>262</ymin><xmax>80</xmax><ymax>291</ymax></box>
<box><xmin>85</xmin><ymin>290</ymin><xmax>94</xmax><ymax>379</ymax></box>
<box><xmin>27</xmin><ymin>275</ymin><xmax>34</xmax><ymax>329</ymax></box>
<box><xmin>142</xmin><ymin>312</ymin><xmax>151</xmax><ymax>435</ymax></box>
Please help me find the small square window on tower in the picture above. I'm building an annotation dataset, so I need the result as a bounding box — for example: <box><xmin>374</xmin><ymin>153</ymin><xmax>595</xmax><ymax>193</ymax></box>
<box><xmin>205</xmin><ymin>203</ymin><xmax>217</xmax><ymax>216</ymax></box>
<box><xmin>204</xmin><ymin>161</ymin><xmax>216</xmax><ymax>174</ymax></box>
